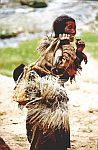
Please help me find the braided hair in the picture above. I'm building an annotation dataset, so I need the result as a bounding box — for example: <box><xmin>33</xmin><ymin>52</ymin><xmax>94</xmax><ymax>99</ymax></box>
<box><xmin>53</xmin><ymin>15</ymin><xmax>76</xmax><ymax>37</ymax></box>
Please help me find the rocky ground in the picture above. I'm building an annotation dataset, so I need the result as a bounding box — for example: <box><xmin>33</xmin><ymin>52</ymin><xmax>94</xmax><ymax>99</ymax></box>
<box><xmin>0</xmin><ymin>54</ymin><xmax>98</xmax><ymax>150</ymax></box>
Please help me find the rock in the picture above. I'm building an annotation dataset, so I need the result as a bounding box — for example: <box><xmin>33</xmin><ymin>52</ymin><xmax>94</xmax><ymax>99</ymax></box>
<box><xmin>0</xmin><ymin>28</ymin><xmax>19</xmax><ymax>39</ymax></box>
<box><xmin>20</xmin><ymin>0</ymin><xmax>48</xmax><ymax>8</ymax></box>
<box><xmin>0</xmin><ymin>11</ymin><xmax>52</xmax><ymax>39</ymax></box>
<box><xmin>0</xmin><ymin>14</ymin><xmax>35</xmax><ymax>39</ymax></box>
<box><xmin>0</xmin><ymin>19</ymin><xmax>21</xmax><ymax>39</ymax></box>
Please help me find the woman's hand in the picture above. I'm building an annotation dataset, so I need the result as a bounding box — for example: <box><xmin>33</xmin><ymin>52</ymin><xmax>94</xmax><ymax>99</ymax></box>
<box><xmin>59</xmin><ymin>34</ymin><xmax>70</xmax><ymax>44</ymax></box>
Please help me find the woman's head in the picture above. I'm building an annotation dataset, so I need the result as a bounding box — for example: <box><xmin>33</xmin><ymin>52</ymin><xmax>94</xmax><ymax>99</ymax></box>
<box><xmin>53</xmin><ymin>15</ymin><xmax>76</xmax><ymax>42</ymax></box>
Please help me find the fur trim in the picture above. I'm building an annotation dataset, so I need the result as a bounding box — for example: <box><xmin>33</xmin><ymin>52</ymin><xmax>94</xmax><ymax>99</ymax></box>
<box><xmin>13</xmin><ymin>70</ymin><xmax>68</xmax><ymax>104</ymax></box>
<box><xmin>13</xmin><ymin>70</ymin><xmax>69</xmax><ymax>129</ymax></box>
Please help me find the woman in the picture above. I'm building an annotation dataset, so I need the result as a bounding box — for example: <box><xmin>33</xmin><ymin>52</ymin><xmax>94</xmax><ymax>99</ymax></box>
<box><xmin>13</xmin><ymin>15</ymin><xmax>87</xmax><ymax>150</ymax></box>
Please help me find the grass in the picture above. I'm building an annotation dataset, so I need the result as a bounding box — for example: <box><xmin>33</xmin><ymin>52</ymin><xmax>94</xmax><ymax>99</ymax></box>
<box><xmin>80</xmin><ymin>32</ymin><xmax>98</xmax><ymax>59</ymax></box>
<box><xmin>0</xmin><ymin>32</ymin><xmax>98</xmax><ymax>77</ymax></box>
<box><xmin>0</xmin><ymin>39</ymin><xmax>40</xmax><ymax>77</ymax></box>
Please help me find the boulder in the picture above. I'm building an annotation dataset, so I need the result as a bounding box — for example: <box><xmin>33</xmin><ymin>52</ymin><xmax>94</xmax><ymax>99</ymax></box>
<box><xmin>20</xmin><ymin>0</ymin><xmax>48</xmax><ymax>8</ymax></box>
<box><xmin>0</xmin><ymin>12</ymin><xmax>52</xmax><ymax>38</ymax></box>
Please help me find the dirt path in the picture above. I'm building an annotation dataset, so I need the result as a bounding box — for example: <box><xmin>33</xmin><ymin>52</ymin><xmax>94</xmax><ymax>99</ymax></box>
<box><xmin>0</xmin><ymin>54</ymin><xmax>98</xmax><ymax>150</ymax></box>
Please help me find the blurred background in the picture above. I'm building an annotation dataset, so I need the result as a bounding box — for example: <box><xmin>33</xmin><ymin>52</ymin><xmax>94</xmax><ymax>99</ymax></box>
<box><xmin>0</xmin><ymin>1</ymin><xmax>98</xmax><ymax>150</ymax></box>
<box><xmin>0</xmin><ymin>0</ymin><xmax>98</xmax><ymax>76</ymax></box>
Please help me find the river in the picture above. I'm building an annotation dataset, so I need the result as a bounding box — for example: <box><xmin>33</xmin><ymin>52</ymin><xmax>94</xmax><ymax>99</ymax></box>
<box><xmin>0</xmin><ymin>0</ymin><xmax>98</xmax><ymax>48</ymax></box>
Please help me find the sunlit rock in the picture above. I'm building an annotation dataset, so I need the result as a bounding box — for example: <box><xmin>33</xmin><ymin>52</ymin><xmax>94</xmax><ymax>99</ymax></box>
<box><xmin>20</xmin><ymin>0</ymin><xmax>48</xmax><ymax>8</ymax></box>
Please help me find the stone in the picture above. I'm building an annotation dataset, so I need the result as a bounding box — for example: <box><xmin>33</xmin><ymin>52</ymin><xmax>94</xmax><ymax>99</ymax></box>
<box><xmin>20</xmin><ymin>0</ymin><xmax>48</xmax><ymax>8</ymax></box>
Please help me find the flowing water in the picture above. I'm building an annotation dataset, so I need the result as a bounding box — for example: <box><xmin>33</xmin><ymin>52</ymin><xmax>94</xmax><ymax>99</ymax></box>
<box><xmin>0</xmin><ymin>0</ymin><xmax>98</xmax><ymax>47</ymax></box>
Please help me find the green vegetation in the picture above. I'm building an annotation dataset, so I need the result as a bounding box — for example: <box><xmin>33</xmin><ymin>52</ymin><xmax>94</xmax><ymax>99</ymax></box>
<box><xmin>0</xmin><ymin>32</ymin><xmax>98</xmax><ymax>77</ymax></box>
<box><xmin>0</xmin><ymin>39</ymin><xmax>40</xmax><ymax>77</ymax></box>
<box><xmin>96</xmin><ymin>13</ymin><xmax>98</xmax><ymax>21</ymax></box>
<box><xmin>80</xmin><ymin>32</ymin><xmax>98</xmax><ymax>59</ymax></box>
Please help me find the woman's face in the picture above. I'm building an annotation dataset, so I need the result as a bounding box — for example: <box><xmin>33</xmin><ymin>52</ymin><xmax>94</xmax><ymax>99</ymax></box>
<box><xmin>64</xmin><ymin>21</ymin><xmax>76</xmax><ymax>42</ymax></box>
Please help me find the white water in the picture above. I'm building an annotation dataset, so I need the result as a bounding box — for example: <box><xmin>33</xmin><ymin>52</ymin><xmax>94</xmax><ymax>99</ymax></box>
<box><xmin>0</xmin><ymin>0</ymin><xmax>98</xmax><ymax>47</ymax></box>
